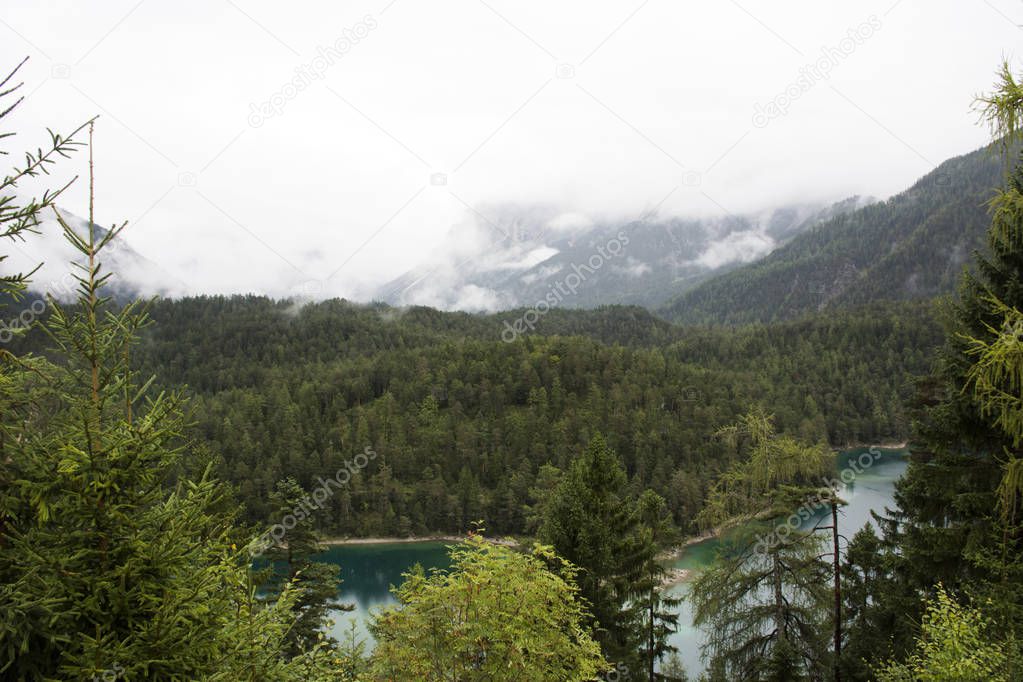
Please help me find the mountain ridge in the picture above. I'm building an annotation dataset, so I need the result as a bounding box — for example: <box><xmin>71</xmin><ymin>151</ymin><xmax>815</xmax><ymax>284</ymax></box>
<box><xmin>376</xmin><ymin>198</ymin><xmax>871</xmax><ymax>312</ymax></box>
<box><xmin>658</xmin><ymin>142</ymin><xmax>1007</xmax><ymax>324</ymax></box>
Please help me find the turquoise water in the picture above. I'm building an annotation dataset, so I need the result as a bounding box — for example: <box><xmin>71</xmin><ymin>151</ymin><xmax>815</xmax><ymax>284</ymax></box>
<box><xmin>315</xmin><ymin>447</ymin><xmax>908</xmax><ymax>674</ymax></box>
<box><xmin>316</xmin><ymin>540</ymin><xmax>453</xmax><ymax>646</ymax></box>
<box><xmin>662</xmin><ymin>446</ymin><xmax>908</xmax><ymax>675</ymax></box>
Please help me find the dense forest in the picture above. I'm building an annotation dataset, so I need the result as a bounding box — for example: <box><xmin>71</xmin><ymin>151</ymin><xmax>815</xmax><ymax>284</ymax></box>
<box><xmin>7</xmin><ymin>296</ymin><xmax>940</xmax><ymax>538</ymax></box>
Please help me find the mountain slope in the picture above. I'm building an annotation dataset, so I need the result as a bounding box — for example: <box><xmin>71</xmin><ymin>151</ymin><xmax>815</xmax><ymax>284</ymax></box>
<box><xmin>6</xmin><ymin>205</ymin><xmax>187</xmax><ymax>300</ymax></box>
<box><xmin>659</xmin><ymin>143</ymin><xmax>1006</xmax><ymax>324</ymax></box>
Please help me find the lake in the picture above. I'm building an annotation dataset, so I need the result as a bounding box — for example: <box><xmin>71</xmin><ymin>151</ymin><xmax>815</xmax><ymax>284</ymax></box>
<box><xmin>317</xmin><ymin>539</ymin><xmax>453</xmax><ymax>646</ymax></box>
<box><xmin>661</xmin><ymin>446</ymin><xmax>909</xmax><ymax>675</ymax></box>
<box><xmin>316</xmin><ymin>446</ymin><xmax>908</xmax><ymax>676</ymax></box>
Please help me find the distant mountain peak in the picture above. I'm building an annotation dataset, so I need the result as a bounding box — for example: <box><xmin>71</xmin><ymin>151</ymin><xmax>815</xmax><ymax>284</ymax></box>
<box><xmin>6</xmin><ymin>204</ymin><xmax>188</xmax><ymax>300</ymax></box>
<box><xmin>375</xmin><ymin>200</ymin><xmax>858</xmax><ymax>312</ymax></box>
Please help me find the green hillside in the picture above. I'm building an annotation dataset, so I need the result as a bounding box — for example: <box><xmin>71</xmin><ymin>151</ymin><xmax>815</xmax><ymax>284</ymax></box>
<box><xmin>660</xmin><ymin>143</ymin><xmax>1007</xmax><ymax>324</ymax></box>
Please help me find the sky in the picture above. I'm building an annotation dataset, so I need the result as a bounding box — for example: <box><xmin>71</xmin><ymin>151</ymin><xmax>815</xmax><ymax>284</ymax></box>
<box><xmin>2</xmin><ymin>0</ymin><xmax>1021</xmax><ymax>301</ymax></box>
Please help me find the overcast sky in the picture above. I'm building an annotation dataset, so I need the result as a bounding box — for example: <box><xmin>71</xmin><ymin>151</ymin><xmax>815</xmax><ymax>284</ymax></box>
<box><xmin>2</xmin><ymin>0</ymin><xmax>1021</xmax><ymax>300</ymax></box>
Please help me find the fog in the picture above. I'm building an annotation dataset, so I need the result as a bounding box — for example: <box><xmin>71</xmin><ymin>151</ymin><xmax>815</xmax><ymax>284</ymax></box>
<box><xmin>1</xmin><ymin>0</ymin><xmax>1019</xmax><ymax>303</ymax></box>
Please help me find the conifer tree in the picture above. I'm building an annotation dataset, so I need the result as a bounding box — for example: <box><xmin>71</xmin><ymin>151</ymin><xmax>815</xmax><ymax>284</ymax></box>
<box><xmin>539</xmin><ymin>434</ymin><xmax>656</xmax><ymax>672</ymax></box>
<box><xmin>635</xmin><ymin>489</ymin><xmax>682</xmax><ymax>681</ymax></box>
<box><xmin>0</xmin><ymin>108</ymin><xmax>342</xmax><ymax>679</ymax></box>
<box><xmin>691</xmin><ymin>528</ymin><xmax>831</xmax><ymax>681</ymax></box>
<box><xmin>262</xmin><ymin>476</ymin><xmax>348</xmax><ymax>658</ymax></box>
<box><xmin>869</xmin><ymin>62</ymin><xmax>1023</xmax><ymax>667</ymax></box>
<box><xmin>689</xmin><ymin>411</ymin><xmax>833</xmax><ymax>681</ymax></box>
<box><xmin>839</xmin><ymin>526</ymin><xmax>903</xmax><ymax>681</ymax></box>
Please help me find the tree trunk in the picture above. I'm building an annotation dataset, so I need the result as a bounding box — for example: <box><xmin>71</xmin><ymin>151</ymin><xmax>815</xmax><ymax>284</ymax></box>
<box><xmin>832</xmin><ymin>501</ymin><xmax>842</xmax><ymax>682</ymax></box>
<box><xmin>648</xmin><ymin>583</ymin><xmax>655</xmax><ymax>682</ymax></box>
<box><xmin>772</xmin><ymin>552</ymin><xmax>786</xmax><ymax>647</ymax></box>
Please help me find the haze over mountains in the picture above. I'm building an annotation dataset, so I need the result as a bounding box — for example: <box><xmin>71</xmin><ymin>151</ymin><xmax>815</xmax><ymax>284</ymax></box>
<box><xmin>376</xmin><ymin>198</ymin><xmax>872</xmax><ymax>311</ymax></box>
<box><xmin>660</xmin><ymin>141</ymin><xmax>1006</xmax><ymax>324</ymax></box>
<box><xmin>6</xmin><ymin>205</ymin><xmax>187</xmax><ymax>301</ymax></box>
<box><xmin>15</xmin><ymin>140</ymin><xmax>999</xmax><ymax>322</ymax></box>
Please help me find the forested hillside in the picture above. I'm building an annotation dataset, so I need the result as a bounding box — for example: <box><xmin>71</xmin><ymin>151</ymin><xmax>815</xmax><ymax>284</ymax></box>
<box><xmin>6</xmin><ymin>295</ymin><xmax>937</xmax><ymax>538</ymax></box>
<box><xmin>661</xmin><ymin>142</ymin><xmax>1006</xmax><ymax>324</ymax></box>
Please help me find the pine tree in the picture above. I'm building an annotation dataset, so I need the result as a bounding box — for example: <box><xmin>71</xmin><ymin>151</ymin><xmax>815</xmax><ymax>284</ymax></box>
<box><xmin>0</xmin><ymin>118</ymin><xmax>342</xmax><ymax>680</ymax></box>
<box><xmin>262</xmin><ymin>476</ymin><xmax>348</xmax><ymax>658</ymax></box>
<box><xmin>539</xmin><ymin>434</ymin><xmax>656</xmax><ymax>671</ymax></box>
<box><xmin>635</xmin><ymin>489</ymin><xmax>682</xmax><ymax>681</ymax></box>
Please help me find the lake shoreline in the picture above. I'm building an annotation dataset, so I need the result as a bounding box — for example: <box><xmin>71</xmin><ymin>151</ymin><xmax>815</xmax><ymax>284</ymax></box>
<box><xmin>320</xmin><ymin>534</ymin><xmax>520</xmax><ymax>547</ymax></box>
<box><xmin>662</xmin><ymin>444</ymin><xmax>909</xmax><ymax>572</ymax></box>
<box><xmin>835</xmin><ymin>440</ymin><xmax>908</xmax><ymax>451</ymax></box>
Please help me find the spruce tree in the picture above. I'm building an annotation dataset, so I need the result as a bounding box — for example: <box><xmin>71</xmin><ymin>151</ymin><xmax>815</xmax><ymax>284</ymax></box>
<box><xmin>870</xmin><ymin>62</ymin><xmax>1023</xmax><ymax>666</ymax></box>
<box><xmin>0</xmin><ymin>115</ymin><xmax>342</xmax><ymax>679</ymax></box>
<box><xmin>262</xmin><ymin>476</ymin><xmax>348</xmax><ymax>658</ymax></box>
<box><xmin>539</xmin><ymin>434</ymin><xmax>655</xmax><ymax>672</ymax></box>
<box><xmin>635</xmin><ymin>489</ymin><xmax>682</xmax><ymax>681</ymax></box>
<box><xmin>839</xmin><ymin>526</ymin><xmax>902</xmax><ymax>681</ymax></box>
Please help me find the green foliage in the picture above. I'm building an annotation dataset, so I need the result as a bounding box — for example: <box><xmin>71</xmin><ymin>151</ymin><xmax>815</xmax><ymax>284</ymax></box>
<box><xmin>976</xmin><ymin>61</ymin><xmax>1023</xmax><ymax>154</ymax></box>
<box><xmin>688</xmin><ymin>412</ymin><xmax>834</xmax><ymax>681</ymax></box>
<box><xmin>690</xmin><ymin>527</ymin><xmax>831</xmax><ymax>681</ymax></box>
<box><xmin>695</xmin><ymin>410</ymin><xmax>831</xmax><ymax>531</ymax></box>
<box><xmin>636</xmin><ymin>490</ymin><xmax>682</xmax><ymax>680</ymax></box>
<box><xmin>839</xmin><ymin>526</ymin><xmax>907</xmax><ymax>681</ymax></box>
<box><xmin>334</xmin><ymin>621</ymin><xmax>371</xmax><ymax>681</ymax></box>
<box><xmin>963</xmin><ymin>298</ymin><xmax>1023</xmax><ymax>448</ymax></box>
<box><xmin>659</xmin><ymin>651</ymin><xmax>689</xmax><ymax>681</ymax></box>
<box><xmin>0</xmin><ymin>122</ymin><xmax>344</xmax><ymax>680</ymax></box>
<box><xmin>858</xmin><ymin>60</ymin><xmax>1023</xmax><ymax>675</ymax></box>
<box><xmin>368</xmin><ymin>534</ymin><xmax>606</xmax><ymax>681</ymax></box>
<box><xmin>262</xmin><ymin>477</ymin><xmax>348</xmax><ymax>658</ymax></box>
<box><xmin>875</xmin><ymin>586</ymin><xmax>1009</xmax><ymax>682</ymax></box>
<box><xmin>538</xmin><ymin>435</ymin><xmax>656</xmax><ymax>669</ymax></box>
<box><xmin>2</xmin><ymin>294</ymin><xmax>939</xmax><ymax>541</ymax></box>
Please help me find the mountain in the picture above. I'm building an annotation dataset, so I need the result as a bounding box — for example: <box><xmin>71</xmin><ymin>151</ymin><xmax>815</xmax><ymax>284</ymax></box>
<box><xmin>6</xmin><ymin>205</ymin><xmax>187</xmax><ymax>301</ymax></box>
<box><xmin>375</xmin><ymin>200</ymin><xmax>868</xmax><ymax>312</ymax></box>
<box><xmin>659</xmin><ymin>142</ymin><xmax>1007</xmax><ymax>324</ymax></box>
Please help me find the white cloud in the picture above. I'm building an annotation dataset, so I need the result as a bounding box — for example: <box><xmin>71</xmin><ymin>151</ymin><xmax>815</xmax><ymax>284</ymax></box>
<box><xmin>691</xmin><ymin>229</ymin><xmax>776</xmax><ymax>270</ymax></box>
<box><xmin>612</xmin><ymin>258</ymin><xmax>652</xmax><ymax>278</ymax></box>
<box><xmin>0</xmin><ymin>0</ymin><xmax>1013</xmax><ymax>302</ymax></box>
